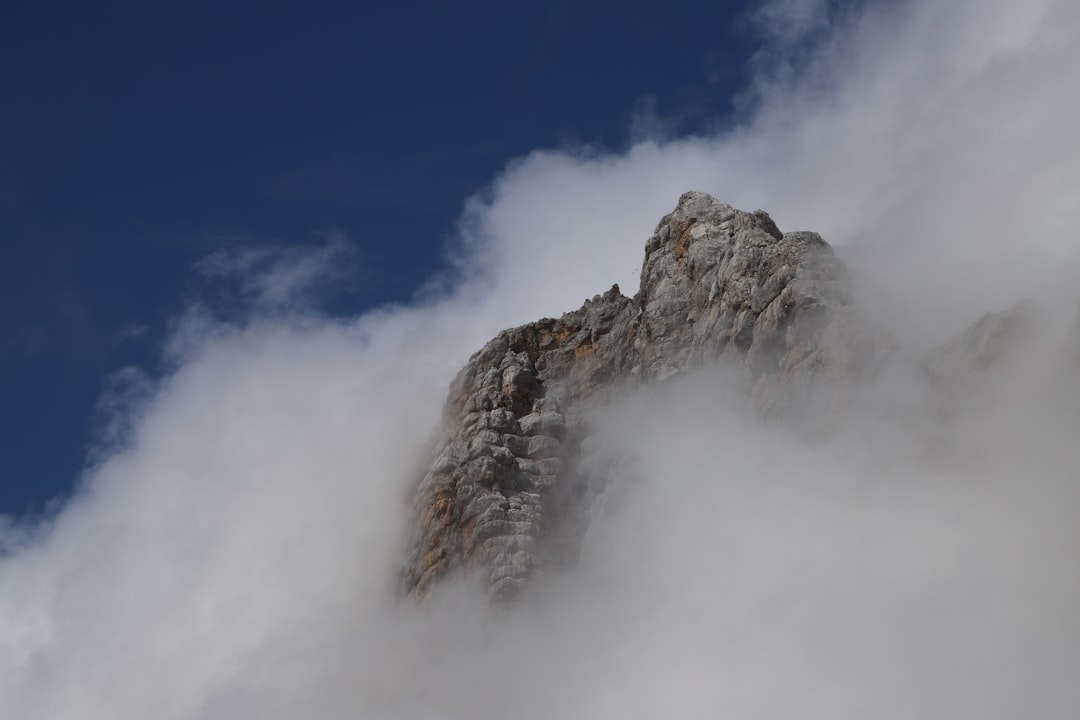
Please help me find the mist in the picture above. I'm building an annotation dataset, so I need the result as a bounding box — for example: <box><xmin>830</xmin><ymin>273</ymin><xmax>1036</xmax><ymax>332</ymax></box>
<box><xmin>3</xmin><ymin>0</ymin><xmax>1080</xmax><ymax>717</ymax></box>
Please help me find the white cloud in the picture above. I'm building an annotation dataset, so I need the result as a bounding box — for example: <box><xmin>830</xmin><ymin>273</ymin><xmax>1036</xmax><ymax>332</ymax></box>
<box><xmin>746</xmin><ymin>0</ymin><xmax>835</xmax><ymax>47</ymax></box>
<box><xmin>193</xmin><ymin>232</ymin><xmax>359</xmax><ymax>315</ymax></box>
<box><xmin>3</xmin><ymin>0</ymin><xmax>1080</xmax><ymax>717</ymax></box>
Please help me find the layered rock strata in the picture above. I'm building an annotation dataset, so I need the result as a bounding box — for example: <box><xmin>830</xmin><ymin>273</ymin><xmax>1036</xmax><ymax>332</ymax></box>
<box><xmin>402</xmin><ymin>191</ymin><xmax>890</xmax><ymax>601</ymax></box>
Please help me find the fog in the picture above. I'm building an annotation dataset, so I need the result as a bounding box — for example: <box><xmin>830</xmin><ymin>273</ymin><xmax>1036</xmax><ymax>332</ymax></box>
<box><xmin>3</xmin><ymin>0</ymin><xmax>1080</xmax><ymax>717</ymax></box>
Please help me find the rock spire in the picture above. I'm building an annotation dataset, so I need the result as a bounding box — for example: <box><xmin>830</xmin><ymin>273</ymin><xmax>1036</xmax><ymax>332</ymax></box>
<box><xmin>402</xmin><ymin>191</ymin><xmax>890</xmax><ymax>601</ymax></box>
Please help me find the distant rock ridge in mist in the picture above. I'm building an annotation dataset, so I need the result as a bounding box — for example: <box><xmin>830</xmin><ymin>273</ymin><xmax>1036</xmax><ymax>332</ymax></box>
<box><xmin>402</xmin><ymin>191</ymin><xmax>908</xmax><ymax>602</ymax></box>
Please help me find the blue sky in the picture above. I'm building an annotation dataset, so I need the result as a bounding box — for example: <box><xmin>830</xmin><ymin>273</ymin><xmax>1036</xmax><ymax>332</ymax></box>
<box><xmin>1</xmin><ymin>0</ymin><xmax>766</xmax><ymax>515</ymax></box>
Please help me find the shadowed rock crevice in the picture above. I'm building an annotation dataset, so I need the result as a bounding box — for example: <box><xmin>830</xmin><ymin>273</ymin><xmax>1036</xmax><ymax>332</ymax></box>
<box><xmin>402</xmin><ymin>191</ymin><xmax>893</xmax><ymax>601</ymax></box>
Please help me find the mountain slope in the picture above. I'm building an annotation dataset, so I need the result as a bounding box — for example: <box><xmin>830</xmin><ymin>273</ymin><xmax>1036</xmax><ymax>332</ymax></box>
<box><xmin>401</xmin><ymin>191</ymin><xmax>895</xmax><ymax>601</ymax></box>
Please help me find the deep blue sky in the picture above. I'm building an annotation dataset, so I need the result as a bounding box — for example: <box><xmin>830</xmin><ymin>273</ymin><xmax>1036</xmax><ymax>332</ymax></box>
<box><xmin>1</xmin><ymin>0</ymin><xmax>761</xmax><ymax>515</ymax></box>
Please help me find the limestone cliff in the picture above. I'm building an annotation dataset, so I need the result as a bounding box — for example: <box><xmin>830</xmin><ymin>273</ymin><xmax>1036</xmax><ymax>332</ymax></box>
<box><xmin>401</xmin><ymin>191</ymin><xmax>892</xmax><ymax>601</ymax></box>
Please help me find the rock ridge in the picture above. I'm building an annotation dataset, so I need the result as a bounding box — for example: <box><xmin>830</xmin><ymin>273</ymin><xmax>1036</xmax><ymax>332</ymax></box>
<box><xmin>401</xmin><ymin>191</ymin><xmax>890</xmax><ymax>601</ymax></box>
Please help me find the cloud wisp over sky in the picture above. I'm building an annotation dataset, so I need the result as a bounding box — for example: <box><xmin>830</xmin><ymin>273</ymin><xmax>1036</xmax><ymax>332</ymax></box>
<box><xmin>3</xmin><ymin>0</ymin><xmax>1080</xmax><ymax>717</ymax></box>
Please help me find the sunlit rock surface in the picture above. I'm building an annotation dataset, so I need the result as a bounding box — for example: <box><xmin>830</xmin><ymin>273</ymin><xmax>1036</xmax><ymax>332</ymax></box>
<box><xmin>402</xmin><ymin>191</ymin><xmax>894</xmax><ymax>601</ymax></box>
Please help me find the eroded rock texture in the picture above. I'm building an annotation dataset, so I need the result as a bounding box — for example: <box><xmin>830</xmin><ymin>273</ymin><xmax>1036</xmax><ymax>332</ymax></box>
<box><xmin>402</xmin><ymin>191</ymin><xmax>890</xmax><ymax>601</ymax></box>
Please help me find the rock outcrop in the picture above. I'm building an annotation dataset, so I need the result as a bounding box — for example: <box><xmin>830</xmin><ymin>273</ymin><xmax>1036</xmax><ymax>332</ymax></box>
<box><xmin>402</xmin><ymin>191</ymin><xmax>892</xmax><ymax>601</ymax></box>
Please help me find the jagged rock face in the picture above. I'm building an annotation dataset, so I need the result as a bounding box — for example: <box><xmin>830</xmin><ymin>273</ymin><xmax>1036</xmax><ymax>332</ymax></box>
<box><xmin>402</xmin><ymin>191</ymin><xmax>890</xmax><ymax>602</ymax></box>
<box><xmin>402</xmin><ymin>288</ymin><xmax>638</xmax><ymax>601</ymax></box>
<box><xmin>630</xmin><ymin>191</ymin><xmax>887</xmax><ymax>411</ymax></box>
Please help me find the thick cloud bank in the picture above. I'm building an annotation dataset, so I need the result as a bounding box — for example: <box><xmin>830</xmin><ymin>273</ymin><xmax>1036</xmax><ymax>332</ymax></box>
<box><xmin>3</xmin><ymin>0</ymin><xmax>1080</xmax><ymax>717</ymax></box>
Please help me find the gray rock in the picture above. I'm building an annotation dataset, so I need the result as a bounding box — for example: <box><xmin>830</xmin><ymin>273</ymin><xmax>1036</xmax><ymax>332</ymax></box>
<box><xmin>401</xmin><ymin>191</ymin><xmax>892</xmax><ymax>602</ymax></box>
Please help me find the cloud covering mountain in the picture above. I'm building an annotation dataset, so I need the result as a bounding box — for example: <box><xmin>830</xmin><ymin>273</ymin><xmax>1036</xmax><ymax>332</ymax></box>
<box><xmin>3</xmin><ymin>0</ymin><xmax>1080</xmax><ymax>717</ymax></box>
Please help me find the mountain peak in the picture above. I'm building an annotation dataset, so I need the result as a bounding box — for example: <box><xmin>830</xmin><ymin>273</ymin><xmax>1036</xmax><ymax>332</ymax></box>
<box><xmin>402</xmin><ymin>192</ymin><xmax>892</xmax><ymax>601</ymax></box>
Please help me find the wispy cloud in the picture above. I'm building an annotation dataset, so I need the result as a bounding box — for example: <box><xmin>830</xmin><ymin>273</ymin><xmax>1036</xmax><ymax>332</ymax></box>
<box><xmin>193</xmin><ymin>231</ymin><xmax>359</xmax><ymax>316</ymax></box>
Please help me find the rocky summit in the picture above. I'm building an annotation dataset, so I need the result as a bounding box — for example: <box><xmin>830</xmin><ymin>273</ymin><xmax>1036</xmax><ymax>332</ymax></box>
<box><xmin>401</xmin><ymin>191</ymin><xmax>901</xmax><ymax>602</ymax></box>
